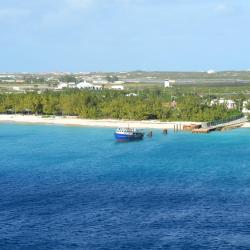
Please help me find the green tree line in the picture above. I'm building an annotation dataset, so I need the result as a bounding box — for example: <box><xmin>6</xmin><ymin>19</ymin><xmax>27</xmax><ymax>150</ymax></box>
<box><xmin>0</xmin><ymin>90</ymin><xmax>241</xmax><ymax>122</ymax></box>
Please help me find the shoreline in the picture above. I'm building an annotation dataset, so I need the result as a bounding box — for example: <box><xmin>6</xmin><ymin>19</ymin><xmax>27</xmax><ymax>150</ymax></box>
<box><xmin>0</xmin><ymin>114</ymin><xmax>202</xmax><ymax>129</ymax></box>
<box><xmin>0</xmin><ymin>114</ymin><xmax>249</xmax><ymax>129</ymax></box>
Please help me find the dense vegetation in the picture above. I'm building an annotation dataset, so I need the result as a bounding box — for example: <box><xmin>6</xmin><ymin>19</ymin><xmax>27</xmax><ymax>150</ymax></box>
<box><xmin>0</xmin><ymin>89</ymin><xmax>242</xmax><ymax>122</ymax></box>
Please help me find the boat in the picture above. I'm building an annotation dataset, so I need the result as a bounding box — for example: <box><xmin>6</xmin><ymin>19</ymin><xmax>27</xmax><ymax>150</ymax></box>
<box><xmin>114</xmin><ymin>128</ymin><xmax>144</xmax><ymax>141</ymax></box>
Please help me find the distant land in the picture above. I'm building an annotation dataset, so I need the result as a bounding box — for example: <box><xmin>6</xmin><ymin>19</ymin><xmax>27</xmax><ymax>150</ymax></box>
<box><xmin>1</xmin><ymin>70</ymin><xmax>250</xmax><ymax>94</ymax></box>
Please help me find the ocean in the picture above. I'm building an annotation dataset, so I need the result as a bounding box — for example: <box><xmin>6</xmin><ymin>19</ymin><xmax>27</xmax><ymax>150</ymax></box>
<box><xmin>0</xmin><ymin>124</ymin><xmax>250</xmax><ymax>249</ymax></box>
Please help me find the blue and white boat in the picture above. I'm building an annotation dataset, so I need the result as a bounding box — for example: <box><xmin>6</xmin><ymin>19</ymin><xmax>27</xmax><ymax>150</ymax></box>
<box><xmin>114</xmin><ymin>128</ymin><xmax>144</xmax><ymax>141</ymax></box>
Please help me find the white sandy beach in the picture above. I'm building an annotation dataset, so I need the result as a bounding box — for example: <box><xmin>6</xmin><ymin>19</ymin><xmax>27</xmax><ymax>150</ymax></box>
<box><xmin>0</xmin><ymin>114</ymin><xmax>249</xmax><ymax>129</ymax></box>
<box><xmin>0</xmin><ymin>114</ymin><xmax>204</xmax><ymax>129</ymax></box>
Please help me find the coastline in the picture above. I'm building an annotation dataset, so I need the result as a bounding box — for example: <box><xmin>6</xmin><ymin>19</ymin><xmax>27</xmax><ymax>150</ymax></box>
<box><xmin>0</xmin><ymin>114</ymin><xmax>201</xmax><ymax>129</ymax></box>
<box><xmin>0</xmin><ymin>114</ymin><xmax>249</xmax><ymax>129</ymax></box>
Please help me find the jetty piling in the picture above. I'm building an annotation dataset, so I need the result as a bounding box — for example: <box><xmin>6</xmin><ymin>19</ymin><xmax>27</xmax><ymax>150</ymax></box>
<box><xmin>163</xmin><ymin>129</ymin><xmax>168</xmax><ymax>134</ymax></box>
<box><xmin>147</xmin><ymin>130</ymin><xmax>153</xmax><ymax>137</ymax></box>
<box><xmin>174</xmin><ymin>124</ymin><xmax>183</xmax><ymax>132</ymax></box>
<box><xmin>174</xmin><ymin>124</ymin><xmax>178</xmax><ymax>132</ymax></box>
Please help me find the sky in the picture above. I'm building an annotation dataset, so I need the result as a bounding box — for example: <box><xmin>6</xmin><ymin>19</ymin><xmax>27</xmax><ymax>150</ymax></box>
<box><xmin>0</xmin><ymin>0</ymin><xmax>250</xmax><ymax>72</ymax></box>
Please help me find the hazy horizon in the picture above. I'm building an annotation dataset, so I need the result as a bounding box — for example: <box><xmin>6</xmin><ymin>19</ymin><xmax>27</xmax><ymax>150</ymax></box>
<box><xmin>1</xmin><ymin>70</ymin><xmax>250</xmax><ymax>75</ymax></box>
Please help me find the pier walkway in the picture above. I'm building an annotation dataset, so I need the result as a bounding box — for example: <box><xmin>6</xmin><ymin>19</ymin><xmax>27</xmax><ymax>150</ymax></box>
<box><xmin>192</xmin><ymin>115</ymin><xmax>248</xmax><ymax>133</ymax></box>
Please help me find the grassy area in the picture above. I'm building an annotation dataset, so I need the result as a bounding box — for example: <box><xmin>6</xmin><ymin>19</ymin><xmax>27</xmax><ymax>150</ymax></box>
<box><xmin>125</xmin><ymin>83</ymin><xmax>250</xmax><ymax>99</ymax></box>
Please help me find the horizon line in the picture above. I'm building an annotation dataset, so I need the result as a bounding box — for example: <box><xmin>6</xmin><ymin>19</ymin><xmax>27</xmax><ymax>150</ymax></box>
<box><xmin>1</xmin><ymin>69</ymin><xmax>250</xmax><ymax>74</ymax></box>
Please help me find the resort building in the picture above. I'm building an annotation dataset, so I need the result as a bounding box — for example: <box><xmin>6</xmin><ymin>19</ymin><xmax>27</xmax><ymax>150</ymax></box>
<box><xmin>210</xmin><ymin>98</ymin><xmax>236</xmax><ymax>110</ymax></box>
<box><xmin>55</xmin><ymin>80</ymin><xmax>102</xmax><ymax>91</ymax></box>
<box><xmin>242</xmin><ymin>101</ymin><xmax>250</xmax><ymax>114</ymax></box>
<box><xmin>77</xmin><ymin>81</ymin><xmax>102</xmax><ymax>90</ymax></box>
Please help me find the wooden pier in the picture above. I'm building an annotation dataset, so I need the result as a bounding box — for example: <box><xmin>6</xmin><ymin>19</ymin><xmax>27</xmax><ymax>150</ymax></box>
<box><xmin>192</xmin><ymin>115</ymin><xmax>247</xmax><ymax>134</ymax></box>
<box><xmin>192</xmin><ymin>128</ymin><xmax>211</xmax><ymax>134</ymax></box>
<box><xmin>183</xmin><ymin>124</ymin><xmax>201</xmax><ymax>131</ymax></box>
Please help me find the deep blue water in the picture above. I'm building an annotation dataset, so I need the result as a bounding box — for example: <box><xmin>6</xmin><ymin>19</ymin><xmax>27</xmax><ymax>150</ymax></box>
<box><xmin>0</xmin><ymin>124</ymin><xmax>250</xmax><ymax>249</ymax></box>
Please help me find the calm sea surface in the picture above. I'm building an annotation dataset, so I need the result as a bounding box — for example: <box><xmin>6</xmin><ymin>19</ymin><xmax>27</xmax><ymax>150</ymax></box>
<box><xmin>0</xmin><ymin>124</ymin><xmax>250</xmax><ymax>249</ymax></box>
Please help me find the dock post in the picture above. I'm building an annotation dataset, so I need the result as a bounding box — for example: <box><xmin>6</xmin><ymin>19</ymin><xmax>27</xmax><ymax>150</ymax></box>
<box><xmin>147</xmin><ymin>130</ymin><xmax>153</xmax><ymax>137</ymax></box>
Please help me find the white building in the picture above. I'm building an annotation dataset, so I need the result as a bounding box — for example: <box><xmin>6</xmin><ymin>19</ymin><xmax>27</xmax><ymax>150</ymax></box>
<box><xmin>94</xmin><ymin>85</ymin><xmax>103</xmax><ymax>90</ymax></box>
<box><xmin>93</xmin><ymin>80</ymin><xmax>108</xmax><ymax>85</ymax></box>
<box><xmin>77</xmin><ymin>81</ymin><xmax>102</xmax><ymax>90</ymax></box>
<box><xmin>164</xmin><ymin>79</ymin><xmax>170</xmax><ymax>88</ymax></box>
<box><xmin>225</xmin><ymin>99</ymin><xmax>236</xmax><ymax>109</ymax></box>
<box><xmin>111</xmin><ymin>85</ymin><xmax>124</xmax><ymax>90</ymax></box>
<box><xmin>56</xmin><ymin>81</ymin><xmax>102</xmax><ymax>90</ymax></box>
<box><xmin>207</xmin><ymin>70</ymin><xmax>216</xmax><ymax>74</ymax></box>
<box><xmin>164</xmin><ymin>79</ymin><xmax>175</xmax><ymax>88</ymax></box>
<box><xmin>126</xmin><ymin>93</ymin><xmax>138</xmax><ymax>97</ymax></box>
<box><xmin>114</xmin><ymin>80</ymin><xmax>125</xmax><ymax>85</ymax></box>
<box><xmin>12</xmin><ymin>86</ymin><xmax>21</xmax><ymax>91</ymax></box>
<box><xmin>77</xmin><ymin>81</ymin><xmax>94</xmax><ymax>89</ymax></box>
<box><xmin>210</xmin><ymin>98</ymin><xmax>236</xmax><ymax>110</ymax></box>
<box><xmin>56</xmin><ymin>82</ymin><xmax>68</xmax><ymax>90</ymax></box>
<box><xmin>242</xmin><ymin>101</ymin><xmax>250</xmax><ymax>113</ymax></box>
<box><xmin>68</xmin><ymin>82</ymin><xmax>77</xmax><ymax>89</ymax></box>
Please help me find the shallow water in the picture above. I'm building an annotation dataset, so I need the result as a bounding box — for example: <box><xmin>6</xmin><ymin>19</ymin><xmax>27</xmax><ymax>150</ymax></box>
<box><xmin>0</xmin><ymin>124</ymin><xmax>250</xmax><ymax>249</ymax></box>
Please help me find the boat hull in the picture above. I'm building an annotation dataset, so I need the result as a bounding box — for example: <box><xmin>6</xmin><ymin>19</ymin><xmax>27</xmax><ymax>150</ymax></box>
<box><xmin>114</xmin><ymin>132</ymin><xmax>144</xmax><ymax>142</ymax></box>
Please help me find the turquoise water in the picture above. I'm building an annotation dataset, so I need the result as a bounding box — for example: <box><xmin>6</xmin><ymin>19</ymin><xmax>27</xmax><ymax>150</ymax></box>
<box><xmin>0</xmin><ymin>124</ymin><xmax>250</xmax><ymax>249</ymax></box>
